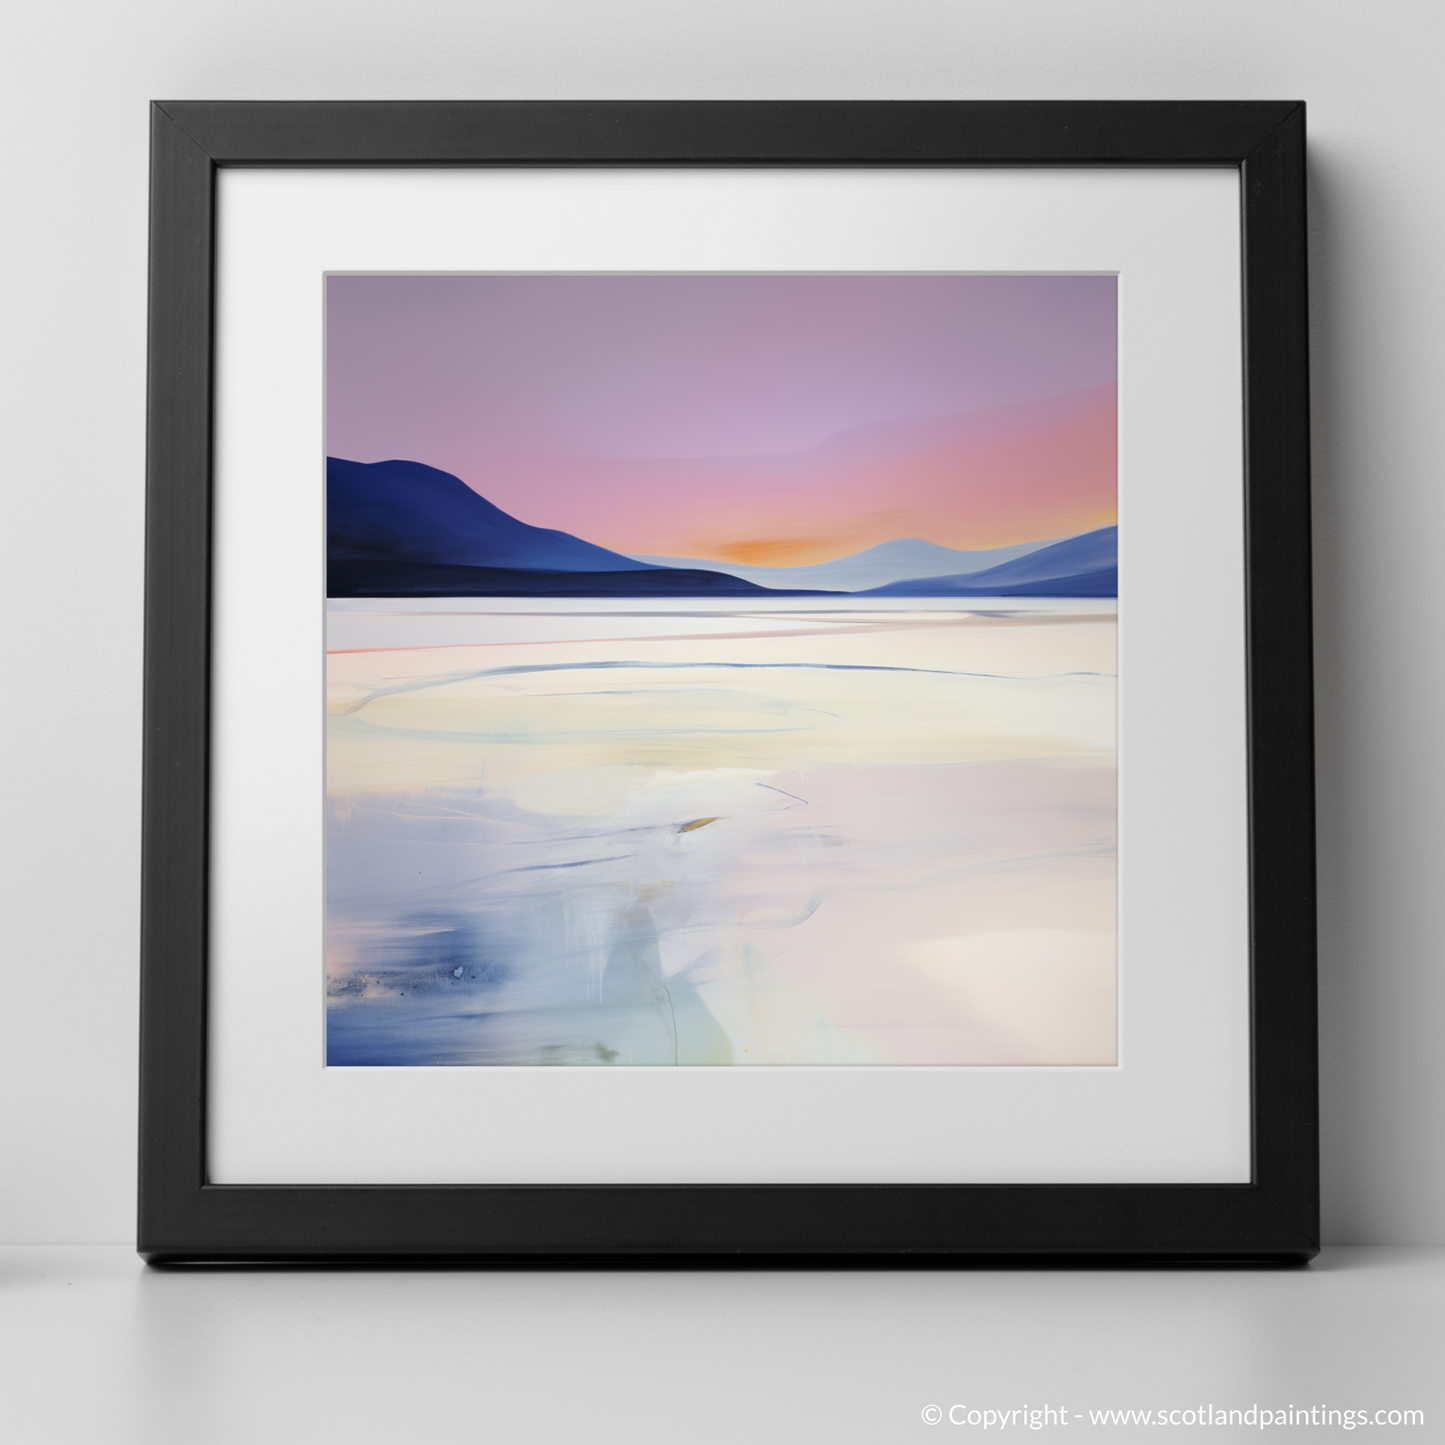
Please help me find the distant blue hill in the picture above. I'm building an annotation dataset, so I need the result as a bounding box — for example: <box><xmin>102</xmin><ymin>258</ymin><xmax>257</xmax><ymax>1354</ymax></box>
<box><xmin>862</xmin><ymin>527</ymin><xmax>1117</xmax><ymax>597</ymax></box>
<box><xmin>624</xmin><ymin>536</ymin><xmax>1059</xmax><ymax>593</ymax></box>
<box><xmin>328</xmin><ymin>457</ymin><xmax>656</xmax><ymax>574</ymax></box>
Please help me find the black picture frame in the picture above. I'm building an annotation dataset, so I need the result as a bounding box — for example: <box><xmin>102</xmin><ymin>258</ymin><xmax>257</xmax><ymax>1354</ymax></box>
<box><xmin>140</xmin><ymin>100</ymin><xmax>1316</xmax><ymax>1264</ymax></box>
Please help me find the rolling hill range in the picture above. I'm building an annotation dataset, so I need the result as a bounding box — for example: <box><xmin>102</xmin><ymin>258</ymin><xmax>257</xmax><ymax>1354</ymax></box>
<box><xmin>623</xmin><ymin>536</ymin><xmax>1059</xmax><ymax>593</ymax></box>
<box><xmin>862</xmin><ymin>527</ymin><xmax>1116</xmax><ymax>597</ymax></box>
<box><xmin>327</xmin><ymin>457</ymin><xmax>1115</xmax><ymax>599</ymax></box>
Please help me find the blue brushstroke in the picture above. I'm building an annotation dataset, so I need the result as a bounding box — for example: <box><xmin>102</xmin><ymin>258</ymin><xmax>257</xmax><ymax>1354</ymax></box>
<box><xmin>340</xmin><ymin>657</ymin><xmax>1115</xmax><ymax>714</ymax></box>
<box><xmin>328</xmin><ymin>558</ymin><xmax>838</xmax><ymax>598</ymax></box>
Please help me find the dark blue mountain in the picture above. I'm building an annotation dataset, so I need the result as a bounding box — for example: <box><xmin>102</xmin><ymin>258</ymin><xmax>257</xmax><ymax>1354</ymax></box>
<box><xmin>326</xmin><ymin>458</ymin><xmax>841</xmax><ymax>598</ymax></box>
<box><xmin>861</xmin><ymin>526</ymin><xmax>1116</xmax><ymax>597</ymax></box>
<box><xmin>328</xmin><ymin>457</ymin><xmax>657</xmax><ymax>573</ymax></box>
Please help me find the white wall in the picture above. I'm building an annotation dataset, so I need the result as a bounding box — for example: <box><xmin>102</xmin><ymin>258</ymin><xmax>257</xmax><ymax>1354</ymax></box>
<box><xmin>1</xmin><ymin>0</ymin><xmax>1440</xmax><ymax>1245</ymax></box>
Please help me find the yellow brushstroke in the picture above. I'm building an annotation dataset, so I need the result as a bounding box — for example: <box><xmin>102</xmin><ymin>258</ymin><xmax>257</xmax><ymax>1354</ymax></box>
<box><xmin>678</xmin><ymin>816</ymin><xmax>721</xmax><ymax>833</ymax></box>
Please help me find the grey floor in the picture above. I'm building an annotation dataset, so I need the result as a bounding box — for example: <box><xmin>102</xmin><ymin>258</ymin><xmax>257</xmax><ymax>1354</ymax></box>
<box><xmin>1</xmin><ymin>1247</ymin><xmax>1440</xmax><ymax>1443</ymax></box>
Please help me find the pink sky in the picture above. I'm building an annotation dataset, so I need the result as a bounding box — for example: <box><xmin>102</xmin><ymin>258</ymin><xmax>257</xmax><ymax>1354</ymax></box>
<box><xmin>327</xmin><ymin>274</ymin><xmax>1115</xmax><ymax>562</ymax></box>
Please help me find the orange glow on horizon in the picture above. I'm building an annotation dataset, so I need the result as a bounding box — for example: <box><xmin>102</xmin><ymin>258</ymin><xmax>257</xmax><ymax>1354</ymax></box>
<box><xmin>447</xmin><ymin>384</ymin><xmax>1117</xmax><ymax>563</ymax></box>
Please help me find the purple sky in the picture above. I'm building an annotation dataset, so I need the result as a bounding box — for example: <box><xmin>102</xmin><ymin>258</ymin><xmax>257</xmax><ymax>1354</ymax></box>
<box><xmin>326</xmin><ymin>273</ymin><xmax>1116</xmax><ymax>464</ymax></box>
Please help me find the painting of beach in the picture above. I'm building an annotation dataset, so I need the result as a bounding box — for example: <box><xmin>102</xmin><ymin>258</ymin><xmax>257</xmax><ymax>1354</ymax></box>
<box><xmin>325</xmin><ymin>274</ymin><xmax>1117</xmax><ymax>1066</ymax></box>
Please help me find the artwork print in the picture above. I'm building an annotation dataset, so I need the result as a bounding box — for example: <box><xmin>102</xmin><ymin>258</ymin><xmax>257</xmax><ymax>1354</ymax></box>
<box><xmin>325</xmin><ymin>274</ymin><xmax>1117</xmax><ymax>1067</ymax></box>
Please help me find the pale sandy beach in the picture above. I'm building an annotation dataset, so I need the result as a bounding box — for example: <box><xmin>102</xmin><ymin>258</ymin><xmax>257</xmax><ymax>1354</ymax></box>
<box><xmin>325</xmin><ymin>604</ymin><xmax>1117</xmax><ymax>1066</ymax></box>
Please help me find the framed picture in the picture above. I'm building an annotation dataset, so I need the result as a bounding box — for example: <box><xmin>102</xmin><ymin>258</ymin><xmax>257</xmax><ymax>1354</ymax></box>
<box><xmin>140</xmin><ymin>101</ymin><xmax>1316</xmax><ymax>1262</ymax></box>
